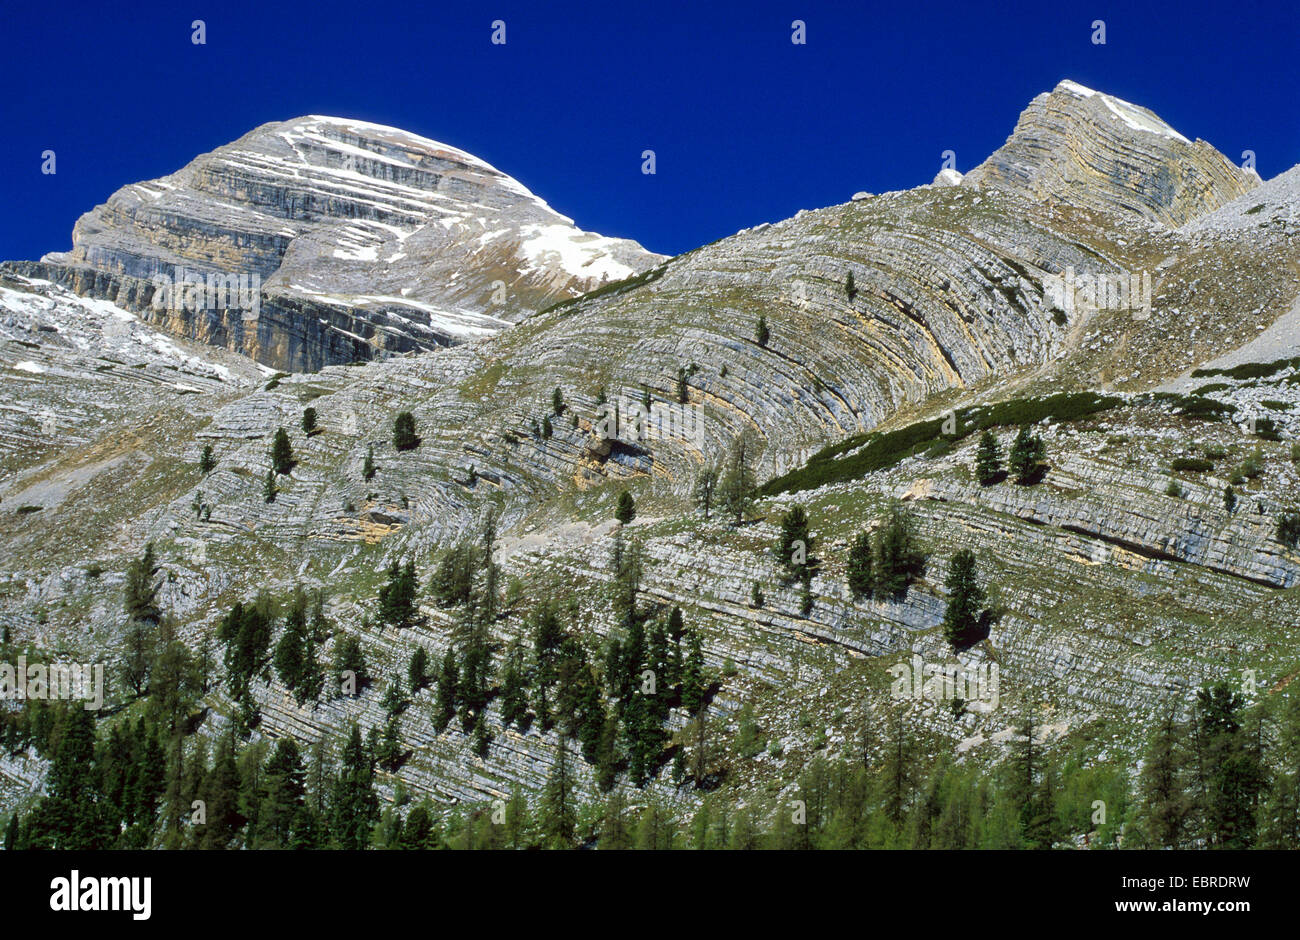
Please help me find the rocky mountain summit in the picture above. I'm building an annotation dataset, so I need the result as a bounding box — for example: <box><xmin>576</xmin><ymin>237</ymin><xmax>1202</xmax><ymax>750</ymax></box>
<box><xmin>964</xmin><ymin>80</ymin><xmax>1257</xmax><ymax>227</ymax></box>
<box><xmin>4</xmin><ymin>116</ymin><xmax>662</xmax><ymax>371</ymax></box>
<box><xmin>3</xmin><ymin>82</ymin><xmax>1299</xmax><ymax>839</ymax></box>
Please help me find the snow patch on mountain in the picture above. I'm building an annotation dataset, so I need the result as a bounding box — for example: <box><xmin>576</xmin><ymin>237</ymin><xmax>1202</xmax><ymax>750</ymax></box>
<box><xmin>1056</xmin><ymin>80</ymin><xmax>1190</xmax><ymax>143</ymax></box>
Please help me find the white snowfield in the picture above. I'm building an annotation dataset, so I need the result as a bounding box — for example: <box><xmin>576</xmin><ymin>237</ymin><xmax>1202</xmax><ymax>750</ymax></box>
<box><xmin>1056</xmin><ymin>80</ymin><xmax>1191</xmax><ymax>144</ymax></box>
<box><xmin>266</xmin><ymin>116</ymin><xmax>656</xmax><ymax>297</ymax></box>
<box><xmin>0</xmin><ymin>277</ymin><xmax>262</xmax><ymax>384</ymax></box>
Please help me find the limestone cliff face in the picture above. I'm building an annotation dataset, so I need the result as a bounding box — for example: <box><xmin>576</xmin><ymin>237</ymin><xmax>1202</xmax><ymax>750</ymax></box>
<box><xmin>10</xmin><ymin>116</ymin><xmax>663</xmax><ymax>371</ymax></box>
<box><xmin>964</xmin><ymin>80</ymin><xmax>1257</xmax><ymax>227</ymax></box>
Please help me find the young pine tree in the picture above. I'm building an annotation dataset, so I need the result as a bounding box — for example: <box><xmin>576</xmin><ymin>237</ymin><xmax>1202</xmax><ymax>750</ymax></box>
<box><xmin>392</xmin><ymin>411</ymin><xmax>419</xmax><ymax>451</ymax></box>
<box><xmin>270</xmin><ymin>428</ymin><xmax>294</xmax><ymax>475</ymax></box>
<box><xmin>718</xmin><ymin>432</ymin><xmax>757</xmax><ymax>525</ymax></box>
<box><xmin>975</xmin><ymin>430</ymin><xmax>1002</xmax><ymax>485</ymax></box>
<box><xmin>941</xmin><ymin>549</ymin><xmax>987</xmax><ymax>648</ymax></box>
<box><xmin>433</xmin><ymin>654</ymin><xmax>458</xmax><ymax>732</ymax></box>
<box><xmin>693</xmin><ymin>464</ymin><xmax>719</xmax><ymax>520</ymax></box>
<box><xmin>407</xmin><ymin>646</ymin><xmax>429</xmax><ymax>693</ymax></box>
<box><xmin>778</xmin><ymin>505</ymin><xmax>812</xmax><ymax>575</ymax></box>
<box><xmin>615</xmin><ymin>490</ymin><xmax>636</xmax><ymax>524</ymax></box>
<box><xmin>1009</xmin><ymin>426</ymin><xmax>1045</xmax><ymax>483</ymax></box>
<box><xmin>846</xmin><ymin>531</ymin><xmax>874</xmax><ymax>600</ymax></box>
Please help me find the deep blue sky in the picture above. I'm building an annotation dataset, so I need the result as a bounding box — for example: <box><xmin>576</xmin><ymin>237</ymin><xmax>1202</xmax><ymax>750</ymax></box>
<box><xmin>2</xmin><ymin>0</ymin><xmax>1296</xmax><ymax>261</ymax></box>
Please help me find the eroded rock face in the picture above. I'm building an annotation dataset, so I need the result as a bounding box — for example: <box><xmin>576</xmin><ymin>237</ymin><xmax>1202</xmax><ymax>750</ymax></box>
<box><xmin>964</xmin><ymin>80</ymin><xmax>1257</xmax><ymax>228</ymax></box>
<box><xmin>9</xmin><ymin>116</ymin><xmax>663</xmax><ymax>371</ymax></box>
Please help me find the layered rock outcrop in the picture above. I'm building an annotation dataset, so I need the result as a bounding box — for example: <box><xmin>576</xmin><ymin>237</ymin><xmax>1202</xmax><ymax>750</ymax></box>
<box><xmin>964</xmin><ymin>80</ymin><xmax>1257</xmax><ymax>227</ymax></box>
<box><xmin>6</xmin><ymin>116</ymin><xmax>662</xmax><ymax>371</ymax></box>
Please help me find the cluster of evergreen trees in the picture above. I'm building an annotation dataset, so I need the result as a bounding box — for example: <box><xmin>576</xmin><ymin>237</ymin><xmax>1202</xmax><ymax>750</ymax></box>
<box><xmin>845</xmin><ymin>509</ymin><xmax>927</xmax><ymax>601</ymax></box>
<box><xmin>3</xmin><ymin>703</ymin><xmax>379</xmax><ymax>850</ymax></box>
<box><xmin>272</xmin><ymin>591</ymin><xmax>327</xmax><ymax>706</ymax></box>
<box><xmin>1128</xmin><ymin>681</ymin><xmax>1300</xmax><ymax>849</ymax></box>
<box><xmin>445</xmin><ymin>526</ymin><xmax>709</xmax><ymax>791</ymax></box>
<box><xmin>974</xmin><ymin>427</ymin><xmax>1046</xmax><ymax>485</ymax></box>
<box><xmin>428</xmin><ymin>516</ymin><xmax>500</xmax><ymax>755</ymax></box>
<box><xmin>8</xmin><ymin>554</ymin><xmax>1300</xmax><ymax>853</ymax></box>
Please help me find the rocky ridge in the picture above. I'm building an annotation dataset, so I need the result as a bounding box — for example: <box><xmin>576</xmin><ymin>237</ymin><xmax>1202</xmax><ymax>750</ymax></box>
<box><xmin>5</xmin><ymin>116</ymin><xmax>662</xmax><ymax>371</ymax></box>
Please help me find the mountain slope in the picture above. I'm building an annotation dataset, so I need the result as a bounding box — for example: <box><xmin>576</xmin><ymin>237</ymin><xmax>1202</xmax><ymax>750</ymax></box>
<box><xmin>2</xmin><ymin>83</ymin><xmax>1299</xmax><ymax>822</ymax></box>
<box><xmin>5</xmin><ymin>116</ymin><xmax>663</xmax><ymax>371</ymax></box>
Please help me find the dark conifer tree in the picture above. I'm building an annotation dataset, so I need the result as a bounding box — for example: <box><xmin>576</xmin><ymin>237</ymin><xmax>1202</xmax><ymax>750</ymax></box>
<box><xmin>499</xmin><ymin>641</ymin><xmax>531</xmax><ymax>732</ymax></box>
<box><xmin>778</xmin><ymin>505</ymin><xmax>812</xmax><ymax>576</ymax></box>
<box><xmin>615</xmin><ymin>490</ymin><xmax>636</xmax><ymax>524</ymax></box>
<box><xmin>543</xmin><ymin>738</ymin><xmax>576</xmax><ymax>848</ymax></box>
<box><xmin>975</xmin><ymin>430</ymin><xmax>1002</xmax><ymax>485</ymax></box>
<box><xmin>1009</xmin><ymin>426</ymin><xmax>1045</xmax><ymax>483</ymax></box>
<box><xmin>331</xmin><ymin>633</ymin><xmax>368</xmax><ymax>695</ymax></box>
<box><xmin>408</xmin><ymin>646</ymin><xmax>430</xmax><ymax>693</ymax></box>
<box><xmin>846</xmin><ymin>531</ymin><xmax>874</xmax><ymax>600</ymax></box>
<box><xmin>199</xmin><ymin>733</ymin><xmax>244</xmax><ymax>850</ymax></box>
<box><xmin>873</xmin><ymin>509</ymin><xmax>926</xmax><ymax>597</ymax></box>
<box><xmin>433</xmin><ymin>653</ymin><xmax>458</xmax><ymax>732</ymax></box>
<box><xmin>260</xmin><ymin>738</ymin><xmax>306</xmax><ymax>849</ymax></box>
<box><xmin>270</xmin><ymin>428</ymin><xmax>294</xmax><ymax>475</ymax></box>
<box><xmin>1136</xmin><ymin>710</ymin><xmax>1190</xmax><ymax>848</ymax></box>
<box><xmin>34</xmin><ymin>706</ymin><xmax>112</xmax><ymax>849</ymax></box>
<box><xmin>941</xmin><ymin>549</ymin><xmax>988</xmax><ymax>648</ymax></box>
<box><xmin>330</xmin><ymin>724</ymin><xmax>378</xmax><ymax>850</ymax></box>
<box><xmin>530</xmin><ymin>599</ymin><xmax>566</xmax><ymax>733</ymax></box>
<box><xmin>392</xmin><ymin>411</ymin><xmax>419</xmax><ymax>450</ymax></box>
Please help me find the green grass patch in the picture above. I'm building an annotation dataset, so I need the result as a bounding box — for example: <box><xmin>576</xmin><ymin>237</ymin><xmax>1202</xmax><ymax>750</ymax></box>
<box><xmin>537</xmin><ymin>262</ymin><xmax>671</xmax><ymax>317</ymax></box>
<box><xmin>760</xmin><ymin>391</ymin><xmax>1121</xmax><ymax>496</ymax></box>
<box><xmin>1190</xmin><ymin>356</ymin><xmax>1300</xmax><ymax>381</ymax></box>
<box><xmin>1151</xmin><ymin>393</ymin><xmax>1237</xmax><ymax>421</ymax></box>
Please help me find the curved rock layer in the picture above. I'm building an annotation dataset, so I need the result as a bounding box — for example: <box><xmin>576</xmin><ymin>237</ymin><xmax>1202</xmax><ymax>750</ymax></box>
<box><xmin>964</xmin><ymin>80</ymin><xmax>1257</xmax><ymax>228</ymax></box>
